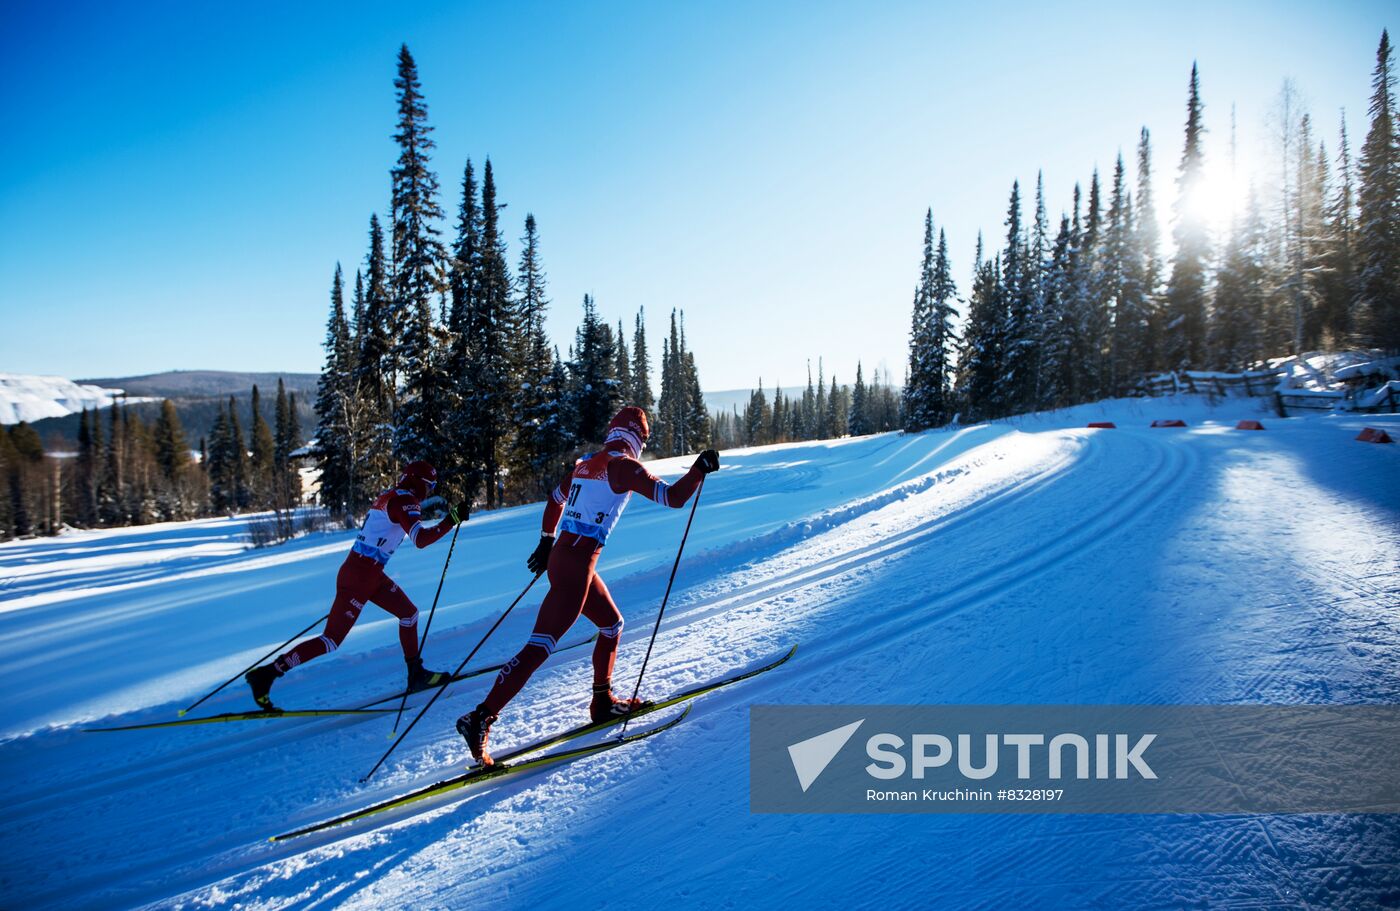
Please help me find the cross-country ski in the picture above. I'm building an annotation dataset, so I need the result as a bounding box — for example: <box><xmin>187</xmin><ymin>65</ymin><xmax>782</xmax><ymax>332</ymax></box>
<box><xmin>272</xmin><ymin>704</ymin><xmax>692</xmax><ymax>842</ymax></box>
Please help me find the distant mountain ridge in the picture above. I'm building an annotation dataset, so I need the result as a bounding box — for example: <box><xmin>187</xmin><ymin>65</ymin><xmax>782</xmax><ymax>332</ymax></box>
<box><xmin>16</xmin><ymin>371</ymin><xmax>319</xmax><ymax>452</ymax></box>
<box><xmin>78</xmin><ymin>370</ymin><xmax>321</xmax><ymax>399</ymax></box>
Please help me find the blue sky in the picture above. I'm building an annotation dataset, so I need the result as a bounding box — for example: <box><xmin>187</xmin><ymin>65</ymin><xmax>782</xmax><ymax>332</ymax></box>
<box><xmin>0</xmin><ymin>0</ymin><xmax>1390</xmax><ymax>390</ymax></box>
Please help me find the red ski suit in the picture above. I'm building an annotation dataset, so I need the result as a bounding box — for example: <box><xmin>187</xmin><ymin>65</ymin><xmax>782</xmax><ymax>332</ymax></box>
<box><xmin>479</xmin><ymin>448</ymin><xmax>706</xmax><ymax>714</ymax></box>
<box><xmin>275</xmin><ymin>488</ymin><xmax>453</xmax><ymax>673</ymax></box>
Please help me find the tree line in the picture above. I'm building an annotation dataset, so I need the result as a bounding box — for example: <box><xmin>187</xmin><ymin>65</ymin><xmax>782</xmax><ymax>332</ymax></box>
<box><xmin>904</xmin><ymin>31</ymin><xmax>1400</xmax><ymax>427</ymax></box>
<box><xmin>713</xmin><ymin>361</ymin><xmax>902</xmax><ymax>449</ymax></box>
<box><xmin>313</xmin><ymin>46</ymin><xmax>711</xmax><ymax>519</ymax></box>
<box><xmin>0</xmin><ymin>381</ymin><xmax>303</xmax><ymax>540</ymax></box>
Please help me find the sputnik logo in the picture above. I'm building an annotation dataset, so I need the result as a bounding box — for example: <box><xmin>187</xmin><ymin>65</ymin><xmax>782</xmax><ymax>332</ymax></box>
<box><xmin>787</xmin><ymin>719</ymin><xmax>864</xmax><ymax>792</ymax></box>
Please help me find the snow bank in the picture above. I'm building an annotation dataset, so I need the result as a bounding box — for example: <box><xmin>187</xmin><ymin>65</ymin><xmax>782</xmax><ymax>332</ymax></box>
<box><xmin>0</xmin><ymin>373</ymin><xmax>146</xmax><ymax>424</ymax></box>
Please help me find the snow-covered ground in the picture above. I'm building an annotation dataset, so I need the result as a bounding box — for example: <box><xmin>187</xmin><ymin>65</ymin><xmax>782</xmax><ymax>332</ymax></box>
<box><xmin>0</xmin><ymin>373</ymin><xmax>144</xmax><ymax>425</ymax></box>
<box><xmin>1</xmin><ymin>395</ymin><xmax>1397</xmax><ymax>909</ymax></box>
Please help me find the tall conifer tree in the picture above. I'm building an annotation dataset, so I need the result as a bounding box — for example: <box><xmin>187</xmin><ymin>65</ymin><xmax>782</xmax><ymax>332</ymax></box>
<box><xmin>1165</xmin><ymin>64</ymin><xmax>1211</xmax><ymax>369</ymax></box>
<box><xmin>1357</xmin><ymin>30</ymin><xmax>1400</xmax><ymax>349</ymax></box>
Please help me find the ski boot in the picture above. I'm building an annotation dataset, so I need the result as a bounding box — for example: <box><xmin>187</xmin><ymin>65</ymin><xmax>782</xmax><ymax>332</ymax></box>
<box><xmin>245</xmin><ymin>663</ymin><xmax>283</xmax><ymax>711</ymax></box>
<box><xmin>406</xmin><ymin>657</ymin><xmax>451</xmax><ymax>693</ymax></box>
<box><xmin>456</xmin><ymin>706</ymin><xmax>498</xmax><ymax>767</ymax></box>
<box><xmin>589</xmin><ymin>684</ymin><xmax>654</xmax><ymax>723</ymax></box>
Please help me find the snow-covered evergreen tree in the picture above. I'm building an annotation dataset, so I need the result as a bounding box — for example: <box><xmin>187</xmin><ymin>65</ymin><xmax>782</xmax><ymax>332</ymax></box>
<box><xmin>570</xmin><ymin>294</ymin><xmax>621</xmax><ymax>444</ymax></box>
<box><xmin>999</xmin><ymin>181</ymin><xmax>1037</xmax><ymax>411</ymax></box>
<box><xmin>1316</xmin><ymin>117</ymin><xmax>1359</xmax><ymax>345</ymax></box>
<box><xmin>850</xmin><ymin>362</ymin><xmax>869</xmax><ymax>435</ymax></box>
<box><xmin>957</xmin><ymin>254</ymin><xmax>1006</xmax><ymax>420</ymax></box>
<box><xmin>1210</xmin><ymin>186</ymin><xmax>1267</xmax><ymax>369</ymax></box>
<box><xmin>514</xmin><ymin>214</ymin><xmax>571</xmax><ymax>497</ymax></box>
<box><xmin>453</xmin><ymin>160</ymin><xmax>519</xmax><ymax>508</ymax></box>
<box><xmin>1133</xmin><ymin>129</ymin><xmax>1164</xmax><ymax>374</ymax></box>
<box><xmin>1356</xmin><ymin>30</ymin><xmax>1400</xmax><ymax>350</ymax></box>
<box><xmin>1164</xmin><ymin>63</ymin><xmax>1211</xmax><ymax>369</ymax></box>
<box><xmin>389</xmin><ymin>45</ymin><xmax>448</xmax><ymax>410</ymax></box>
<box><xmin>1105</xmin><ymin>154</ymin><xmax>1147</xmax><ymax>393</ymax></box>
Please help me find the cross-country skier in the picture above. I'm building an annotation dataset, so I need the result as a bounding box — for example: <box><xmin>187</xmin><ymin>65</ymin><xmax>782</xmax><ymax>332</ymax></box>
<box><xmin>244</xmin><ymin>461</ymin><xmax>464</xmax><ymax>710</ymax></box>
<box><xmin>456</xmin><ymin>406</ymin><xmax>719</xmax><ymax>766</ymax></box>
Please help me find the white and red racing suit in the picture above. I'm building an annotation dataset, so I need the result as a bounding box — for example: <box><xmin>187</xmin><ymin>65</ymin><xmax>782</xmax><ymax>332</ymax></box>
<box><xmin>274</xmin><ymin>488</ymin><xmax>454</xmax><ymax>671</ymax></box>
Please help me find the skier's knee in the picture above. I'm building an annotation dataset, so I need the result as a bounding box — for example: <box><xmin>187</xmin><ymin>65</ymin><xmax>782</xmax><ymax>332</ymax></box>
<box><xmin>399</xmin><ymin>609</ymin><xmax>419</xmax><ymax>628</ymax></box>
<box><xmin>319</xmin><ymin>634</ymin><xmax>341</xmax><ymax>654</ymax></box>
<box><xmin>525</xmin><ymin>632</ymin><xmax>557</xmax><ymax>655</ymax></box>
<box><xmin>598</xmin><ymin>618</ymin><xmax>624</xmax><ymax>639</ymax></box>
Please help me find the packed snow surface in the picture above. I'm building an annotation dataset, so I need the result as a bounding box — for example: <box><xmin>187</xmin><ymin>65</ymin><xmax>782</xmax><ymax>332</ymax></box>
<box><xmin>1</xmin><ymin>396</ymin><xmax>1397</xmax><ymax>909</ymax></box>
<box><xmin>0</xmin><ymin>373</ymin><xmax>140</xmax><ymax>425</ymax></box>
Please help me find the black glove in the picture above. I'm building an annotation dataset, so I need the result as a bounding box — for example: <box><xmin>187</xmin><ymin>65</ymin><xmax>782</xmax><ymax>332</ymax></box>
<box><xmin>447</xmin><ymin>503</ymin><xmax>469</xmax><ymax>525</ymax></box>
<box><xmin>527</xmin><ymin>535</ymin><xmax>554</xmax><ymax>575</ymax></box>
<box><xmin>694</xmin><ymin>449</ymin><xmax>720</xmax><ymax>474</ymax></box>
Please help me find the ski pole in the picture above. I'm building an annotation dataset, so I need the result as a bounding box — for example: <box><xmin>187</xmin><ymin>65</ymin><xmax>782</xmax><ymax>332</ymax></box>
<box><xmin>362</xmin><ymin>570</ymin><xmax>544</xmax><ymax>783</ymax></box>
<box><xmin>620</xmin><ymin>477</ymin><xmax>704</xmax><ymax>738</ymax></box>
<box><xmin>390</xmin><ymin>519</ymin><xmax>462</xmax><ymax>733</ymax></box>
<box><xmin>179</xmin><ymin>613</ymin><xmax>329</xmax><ymax>716</ymax></box>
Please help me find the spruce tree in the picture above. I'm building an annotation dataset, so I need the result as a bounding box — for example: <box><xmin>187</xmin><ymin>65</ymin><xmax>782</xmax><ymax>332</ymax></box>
<box><xmin>1106</xmin><ymin>154</ymin><xmax>1147</xmax><ymax>392</ymax></box>
<box><xmin>825</xmin><ymin>376</ymin><xmax>845</xmax><ymax>437</ymax></box>
<box><xmin>1000</xmin><ymin>182</ymin><xmax>1037</xmax><ymax>410</ymax></box>
<box><xmin>1029</xmin><ymin>175</ymin><xmax>1051</xmax><ymax>406</ymax></box>
<box><xmin>928</xmin><ymin>231</ymin><xmax>959</xmax><ymax>424</ymax></box>
<box><xmin>76</xmin><ymin>407</ymin><xmax>98</xmax><ymax>526</ymax></box>
<box><xmin>958</xmin><ymin>254</ymin><xmax>1007</xmax><ymax>420</ymax></box>
<box><xmin>316</xmin><ymin>264</ymin><xmax>355</xmax><ymax>513</ymax></box>
<box><xmin>1164</xmin><ymin>63</ymin><xmax>1211</xmax><ymax>369</ymax></box>
<box><xmin>614</xmin><ymin>319</ymin><xmax>633</xmax><ymax>401</ymax></box>
<box><xmin>801</xmin><ymin>362</ymin><xmax>817</xmax><ymax>438</ymax></box>
<box><xmin>153</xmin><ymin>400</ymin><xmax>190</xmax><ymax>481</ymax></box>
<box><xmin>1295</xmin><ymin>116</ymin><xmax>1329</xmax><ymax>350</ymax></box>
<box><xmin>745</xmin><ymin>381</ymin><xmax>770</xmax><ymax>445</ymax></box>
<box><xmin>389</xmin><ymin>44</ymin><xmax>448</xmax><ymax>404</ymax></box>
<box><xmin>274</xmin><ymin>378</ymin><xmax>300</xmax><ymax>507</ymax></box>
<box><xmin>570</xmin><ymin>294</ymin><xmax>621</xmax><ymax>445</ymax></box>
<box><xmin>226</xmin><ymin>397</ymin><xmax>249</xmax><ymax>510</ymax></box>
<box><xmin>98</xmin><ymin>401</ymin><xmax>125</xmax><ymax>525</ymax></box>
<box><xmin>448</xmin><ymin>159</ymin><xmax>481</xmax><ymax>351</ymax></box>
<box><xmin>654</xmin><ymin>311</ymin><xmax>688</xmax><ymax>454</ymax></box>
<box><xmin>249</xmin><ymin>385</ymin><xmax>277</xmax><ymax>508</ymax></box>
<box><xmin>631</xmin><ymin>308</ymin><xmax>655</xmax><ymax>413</ymax></box>
<box><xmin>684</xmin><ymin>345</ymin><xmax>710</xmax><ymax>450</ymax></box>
<box><xmin>905</xmin><ymin>210</ymin><xmax>937</xmax><ymax>430</ymax></box>
<box><xmin>1134</xmin><ymin>129</ymin><xmax>1164</xmax><ymax>373</ymax></box>
<box><xmin>850</xmin><ymin>362</ymin><xmax>869</xmax><ymax>435</ymax></box>
<box><xmin>354</xmin><ymin>214</ymin><xmax>396</xmax><ymax>506</ymax></box>
<box><xmin>1210</xmin><ymin>187</ymin><xmax>1267</xmax><ymax>368</ymax></box>
<box><xmin>451</xmin><ymin>159</ymin><xmax>518</xmax><ymax>507</ymax></box>
<box><xmin>1317</xmin><ymin>116</ymin><xmax>1359</xmax><ymax>345</ymax></box>
<box><xmin>207</xmin><ymin>406</ymin><xmax>231</xmax><ymax>512</ymax></box>
<box><xmin>1077</xmin><ymin>169</ymin><xmax>1111</xmax><ymax>399</ymax></box>
<box><xmin>514</xmin><ymin>214</ymin><xmax>568</xmax><ymax>496</ymax></box>
<box><xmin>1356</xmin><ymin>30</ymin><xmax>1400</xmax><ymax>350</ymax></box>
<box><xmin>1039</xmin><ymin>214</ymin><xmax>1074</xmax><ymax>408</ymax></box>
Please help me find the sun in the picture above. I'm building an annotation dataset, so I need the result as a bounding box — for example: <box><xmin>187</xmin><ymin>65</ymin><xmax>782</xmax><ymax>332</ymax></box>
<box><xmin>1179</xmin><ymin>157</ymin><xmax>1251</xmax><ymax>233</ymax></box>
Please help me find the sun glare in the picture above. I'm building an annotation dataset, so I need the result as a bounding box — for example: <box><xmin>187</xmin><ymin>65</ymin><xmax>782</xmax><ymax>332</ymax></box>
<box><xmin>1179</xmin><ymin>157</ymin><xmax>1252</xmax><ymax>234</ymax></box>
